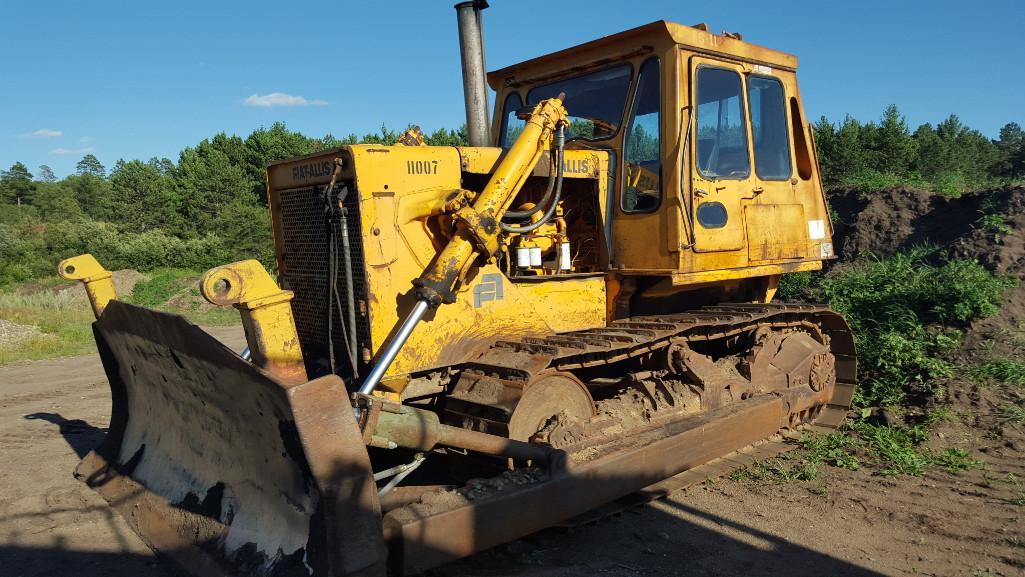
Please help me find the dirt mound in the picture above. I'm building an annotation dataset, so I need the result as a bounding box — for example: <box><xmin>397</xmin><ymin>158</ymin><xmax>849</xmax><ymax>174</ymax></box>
<box><xmin>27</xmin><ymin>269</ymin><xmax>150</xmax><ymax>305</ymax></box>
<box><xmin>829</xmin><ymin>185</ymin><xmax>1025</xmax><ymax>276</ymax></box>
<box><xmin>829</xmin><ymin>185</ymin><xmax>1025</xmax><ymax>397</ymax></box>
<box><xmin>830</xmin><ymin>185</ymin><xmax>1025</xmax><ymax>343</ymax></box>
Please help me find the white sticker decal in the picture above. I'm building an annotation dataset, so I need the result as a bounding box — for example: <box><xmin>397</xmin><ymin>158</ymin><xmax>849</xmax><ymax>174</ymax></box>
<box><xmin>808</xmin><ymin>219</ymin><xmax>826</xmax><ymax>240</ymax></box>
<box><xmin>753</xmin><ymin>64</ymin><xmax>773</xmax><ymax>75</ymax></box>
<box><xmin>820</xmin><ymin>243</ymin><xmax>834</xmax><ymax>258</ymax></box>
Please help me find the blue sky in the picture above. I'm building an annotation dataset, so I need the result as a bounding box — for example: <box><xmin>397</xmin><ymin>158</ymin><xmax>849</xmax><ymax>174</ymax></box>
<box><xmin>2</xmin><ymin>0</ymin><xmax>1023</xmax><ymax>177</ymax></box>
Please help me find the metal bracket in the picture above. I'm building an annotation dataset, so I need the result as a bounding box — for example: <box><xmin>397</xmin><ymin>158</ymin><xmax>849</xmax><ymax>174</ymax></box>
<box><xmin>200</xmin><ymin>260</ymin><xmax>307</xmax><ymax>383</ymax></box>
<box><xmin>58</xmin><ymin>253</ymin><xmax>117</xmax><ymax>319</ymax></box>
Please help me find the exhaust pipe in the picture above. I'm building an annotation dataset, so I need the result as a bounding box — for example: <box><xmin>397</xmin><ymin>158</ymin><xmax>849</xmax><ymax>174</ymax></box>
<box><xmin>455</xmin><ymin>1</ymin><xmax>491</xmax><ymax>147</ymax></box>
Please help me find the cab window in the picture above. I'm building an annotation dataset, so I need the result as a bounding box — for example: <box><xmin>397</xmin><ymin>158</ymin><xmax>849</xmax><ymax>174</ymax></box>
<box><xmin>622</xmin><ymin>57</ymin><xmax>661</xmax><ymax>213</ymax></box>
<box><xmin>748</xmin><ymin>76</ymin><xmax>792</xmax><ymax>180</ymax></box>
<box><xmin>527</xmin><ymin>64</ymin><xmax>632</xmax><ymax>141</ymax></box>
<box><xmin>499</xmin><ymin>92</ymin><xmax>525</xmax><ymax>148</ymax></box>
<box><xmin>695</xmin><ymin>67</ymin><xmax>750</xmax><ymax>180</ymax></box>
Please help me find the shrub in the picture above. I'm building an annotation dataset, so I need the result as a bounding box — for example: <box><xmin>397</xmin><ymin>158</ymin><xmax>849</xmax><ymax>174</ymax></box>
<box><xmin>822</xmin><ymin>249</ymin><xmax>1014</xmax><ymax>407</ymax></box>
<box><xmin>776</xmin><ymin>271</ymin><xmax>815</xmax><ymax>301</ymax></box>
<box><xmin>0</xmin><ymin>215</ymin><xmax>242</xmax><ymax>287</ymax></box>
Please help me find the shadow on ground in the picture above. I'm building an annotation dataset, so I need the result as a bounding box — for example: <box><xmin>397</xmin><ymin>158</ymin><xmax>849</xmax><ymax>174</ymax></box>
<box><xmin>0</xmin><ymin>545</ymin><xmax>185</xmax><ymax>577</ymax></box>
<box><xmin>23</xmin><ymin>412</ymin><xmax>105</xmax><ymax>459</ymax></box>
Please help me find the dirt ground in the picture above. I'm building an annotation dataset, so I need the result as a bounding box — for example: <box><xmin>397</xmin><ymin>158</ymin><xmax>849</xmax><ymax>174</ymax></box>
<box><xmin>1</xmin><ymin>326</ymin><xmax>1022</xmax><ymax>577</ymax></box>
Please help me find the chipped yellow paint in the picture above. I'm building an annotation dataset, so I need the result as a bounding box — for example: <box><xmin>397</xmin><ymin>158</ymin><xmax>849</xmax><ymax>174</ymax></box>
<box><xmin>668</xmin><ymin>259</ymin><xmax>821</xmax><ymax>287</ymax></box>
<box><xmin>258</xmin><ymin>19</ymin><xmax>836</xmax><ymax>384</ymax></box>
<box><xmin>200</xmin><ymin>260</ymin><xmax>307</xmax><ymax>383</ymax></box>
<box><xmin>489</xmin><ymin>20</ymin><xmax>832</xmax><ymax>283</ymax></box>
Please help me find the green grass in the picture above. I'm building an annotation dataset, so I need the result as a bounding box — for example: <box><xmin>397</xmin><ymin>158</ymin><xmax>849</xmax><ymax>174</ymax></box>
<box><xmin>125</xmin><ymin>268</ymin><xmax>238</xmax><ymax>326</ymax></box>
<box><xmin>125</xmin><ymin>268</ymin><xmax>197</xmax><ymax>307</ymax></box>
<box><xmin>1003</xmin><ymin>402</ymin><xmax>1025</xmax><ymax>425</ymax></box>
<box><xmin>732</xmin><ymin>413</ymin><xmax>985</xmax><ymax>485</ymax></box>
<box><xmin>930</xmin><ymin>447</ymin><xmax>986</xmax><ymax>474</ymax></box>
<box><xmin>728</xmin><ymin>456</ymin><xmax>821</xmax><ymax>484</ymax></box>
<box><xmin>0</xmin><ymin>270</ymin><xmax>239</xmax><ymax>364</ymax></box>
<box><xmin>799</xmin><ymin>430</ymin><xmax>862</xmax><ymax>470</ymax></box>
<box><xmin>972</xmin><ymin>358</ymin><xmax>1025</xmax><ymax>387</ymax></box>
<box><xmin>849</xmin><ymin>422</ymin><xmax>931</xmax><ymax>476</ymax></box>
<box><xmin>0</xmin><ymin>289</ymin><xmax>96</xmax><ymax>364</ymax></box>
<box><xmin>820</xmin><ymin>248</ymin><xmax>1015</xmax><ymax>408</ymax></box>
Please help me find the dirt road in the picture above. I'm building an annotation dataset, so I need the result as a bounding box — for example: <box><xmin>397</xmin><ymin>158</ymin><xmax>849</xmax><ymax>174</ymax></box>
<box><xmin>1</xmin><ymin>328</ymin><xmax>1022</xmax><ymax>577</ymax></box>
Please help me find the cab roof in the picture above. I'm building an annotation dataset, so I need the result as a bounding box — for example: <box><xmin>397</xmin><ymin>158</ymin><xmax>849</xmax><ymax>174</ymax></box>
<box><xmin>487</xmin><ymin>20</ymin><xmax>798</xmax><ymax>90</ymax></box>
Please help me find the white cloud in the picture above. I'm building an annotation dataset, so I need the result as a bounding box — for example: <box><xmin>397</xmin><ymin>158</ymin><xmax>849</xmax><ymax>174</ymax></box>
<box><xmin>50</xmin><ymin>146</ymin><xmax>94</xmax><ymax>156</ymax></box>
<box><xmin>243</xmin><ymin>92</ymin><xmax>327</xmax><ymax>108</ymax></box>
<box><xmin>21</xmin><ymin>128</ymin><xmax>63</xmax><ymax>138</ymax></box>
<box><xmin>79</xmin><ymin>136</ymin><xmax>94</xmax><ymax>143</ymax></box>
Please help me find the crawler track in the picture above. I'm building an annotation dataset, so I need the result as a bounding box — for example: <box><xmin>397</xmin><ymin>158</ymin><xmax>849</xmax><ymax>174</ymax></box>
<box><xmin>465</xmin><ymin>302</ymin><xmax>856</xmax><ymax>431</ymax></box>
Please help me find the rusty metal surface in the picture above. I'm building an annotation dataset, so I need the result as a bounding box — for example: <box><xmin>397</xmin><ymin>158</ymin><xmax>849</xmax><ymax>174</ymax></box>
<box><xmin>81</xmin><ymin>302</ymin><xmax>385</xmax><ymax>577</ymax></box>
<box><xmin>79</xmin><ymin>300</ymin><xmax>854</xmax><ymax>577</ymax></box>
<box><xmin>383</xmin><ymin>396</ymin><xmax>784</xmax><ymax>575</ymax></box>
<box><xmin>469</xmin><ymin>302</ymin><xmax>855</xmax><ymax>431</ymax></box>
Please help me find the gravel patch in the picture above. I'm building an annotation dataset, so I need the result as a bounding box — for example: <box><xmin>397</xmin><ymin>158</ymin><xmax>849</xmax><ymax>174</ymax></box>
<box><xmin>0</xmin><ymin>319</ymin><xmax>41</xmax><ymax>348</ymax></box>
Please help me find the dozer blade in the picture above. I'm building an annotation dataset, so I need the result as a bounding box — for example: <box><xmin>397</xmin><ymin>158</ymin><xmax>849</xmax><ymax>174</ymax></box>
<box><xmin>76</xmin><ymin>301</ymin><xmax>386</xmax><ymax>577</ymax></box>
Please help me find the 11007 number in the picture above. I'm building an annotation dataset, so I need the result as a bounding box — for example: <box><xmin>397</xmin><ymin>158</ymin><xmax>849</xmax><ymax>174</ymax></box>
<box><xmin>407</xmin><ymin>160</ymin><xmax>439</xmax><ymax>175</ymax></box>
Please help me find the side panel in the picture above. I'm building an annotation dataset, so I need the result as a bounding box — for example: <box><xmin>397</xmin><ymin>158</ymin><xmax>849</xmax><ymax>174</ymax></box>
<box><xmin>745</xmin><ymin>204</ymin><xmax>806</xmax><ymax>261</ymax></box>
<box><xmin>349</xmin><ymin>147</ymin><xmax>609</xmax><ymax>381</ymax></box>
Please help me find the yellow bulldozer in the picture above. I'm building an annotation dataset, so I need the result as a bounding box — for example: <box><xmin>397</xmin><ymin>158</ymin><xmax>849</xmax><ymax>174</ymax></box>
<box><xmin>59</xmin><ymin>4</ymin><xmax>854</xmax><ymax>576</ymax></box>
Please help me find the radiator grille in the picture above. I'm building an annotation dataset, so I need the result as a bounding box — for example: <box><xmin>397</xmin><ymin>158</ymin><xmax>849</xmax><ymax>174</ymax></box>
<box><xmin>276</xmin><ymin>183</ymin><xmax>368</xmax><ymax>381</ymax></box>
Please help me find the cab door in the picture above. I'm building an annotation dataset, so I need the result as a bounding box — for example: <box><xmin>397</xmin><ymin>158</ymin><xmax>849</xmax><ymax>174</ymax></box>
<box><xmin>689</xmin><ymin>57</ymin><xmax>756</xmax><ymax>253</ymax></box>
<box><xmin>612</xmin><ymin>56</ymin><xmax>667</xmax><ymax>269</ymax></box>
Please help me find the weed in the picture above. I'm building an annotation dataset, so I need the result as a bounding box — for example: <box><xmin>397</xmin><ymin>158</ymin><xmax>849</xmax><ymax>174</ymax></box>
<box><xmin>800</xmin><ymin>432</ymin><xmax>861</xmax><ymax>470</ymax></box>
<box><xmin>974</xmin><ymin>212</ymin><xmax>1012</xmax><ymax>243</ymax></box>
<box><xmin>928</xmin><ymin>448</ymin><xmax>984</xmax><ymax>473</ymax></box>
<box><xmin>971</xmin><ymin>569</ymin><xmax>998</xmax><ymax>577</ymax></box>
<box><xmin>823</xmin><ymin>249</ymin><xmax>1014</xmax><ymax>407</ymax></box>
<box><xmin>730</xmin><ymin>456</ymin><xmax>820</xmax><ymax>484</ymax></box>
<box><xmin>851</xmin><ymin>423</ymin><xmax>931</xmax><ymax>476</ymax></box>
<box><xmin>992</xmin><ymin>473</ymin><xmax>1025</xmax><ymax>506</ymax></box>
<box><xmin>1003</xmin><ymin>403</ymin><xmax>1025</xmax><ymax>424</ymax></box>
<box><xmin>972</xmin><ymin>359</ymin><xmax>1025</xmax><ymax>387</ymax></box>
<box><xmin>776</xmin><ymin>271</ymin><xmax>817</xmax><ymax>301</ymax></box>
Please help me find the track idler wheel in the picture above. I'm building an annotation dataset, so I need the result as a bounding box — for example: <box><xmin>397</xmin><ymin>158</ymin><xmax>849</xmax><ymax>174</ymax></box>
<box><xmin>507</xmin><ymin>371</ymin><xmax>595</xmax><ymax>445</ymax></box>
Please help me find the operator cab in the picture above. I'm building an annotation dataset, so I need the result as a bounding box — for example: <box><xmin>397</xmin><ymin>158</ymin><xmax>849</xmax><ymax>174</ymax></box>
<box><xmin>488</xmin><ymin>21</ymin><xmax>831</xmax><ymax>279</ymax></box>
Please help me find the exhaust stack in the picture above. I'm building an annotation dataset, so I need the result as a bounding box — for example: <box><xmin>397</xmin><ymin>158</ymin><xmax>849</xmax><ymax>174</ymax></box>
<box><xmin>455</xmin><ymin>1</ymin><xmax>491</xmax><ymax>147</ymax></box>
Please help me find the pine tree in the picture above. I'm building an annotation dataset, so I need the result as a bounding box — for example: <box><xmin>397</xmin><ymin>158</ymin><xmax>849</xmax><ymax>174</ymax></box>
<box><xmin>996</xmin><ymin>122</ymin><xmax>1025</xmax><ymax>179</ymax></box>
<box><xmin>36</xmin><ymin>165</ymin><xmax>57</xmax><ymax>182</ymax></box>
<box><xmin>1</xmin><ymin>162</ymin><xmax>35</xmax><ymax>206</ymax></box>
<box><xmin>869</xmin><ymin>105</ymin><xmax>916</xmax><ymax>175</ymax></box>
<box><xmin>76</xmin><ymin>154</ymin><xmax>106</xmax><ymax>178</ymax></box>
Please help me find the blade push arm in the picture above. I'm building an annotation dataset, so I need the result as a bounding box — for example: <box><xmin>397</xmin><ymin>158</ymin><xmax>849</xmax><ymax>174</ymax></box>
<box><xmin>359</xmin><ymin>96</ymin><xmax>568</xmax><ymax>395</ymax></box>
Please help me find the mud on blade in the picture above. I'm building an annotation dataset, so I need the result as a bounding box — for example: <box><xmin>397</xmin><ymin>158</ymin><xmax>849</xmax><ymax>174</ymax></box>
<box><xmin>77</xmin><ymin>301</ymin><xmax>386</xmax><ymax>576</ymax></box>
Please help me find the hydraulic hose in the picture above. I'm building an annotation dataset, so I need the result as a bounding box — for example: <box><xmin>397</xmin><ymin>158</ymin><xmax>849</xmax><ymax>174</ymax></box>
<box><xmin>500</xmin><ymin>124</ymin><xmax>565</xmax><ymax>234</ymax></box>
<box><xmin>502</xmin><ymin>149</ymin><xmax>556</xmax><ymax>220</ymax></box>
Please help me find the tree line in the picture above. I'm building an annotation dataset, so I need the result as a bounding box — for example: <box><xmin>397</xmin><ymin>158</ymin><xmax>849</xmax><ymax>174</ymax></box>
<box><xmin>0</xmin><ymin>123</ymin><xmax>465</xmax><ymax>285</ymax></box>
<box><xmin>813</xmin><ymin>104</ymin><xmax>1025</xmax><ymax>193</ymax></box>
<box><xmin>1</xmin><ymin>107</ymin><xmax>1023</xmax><ymax>286</ymax></box>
